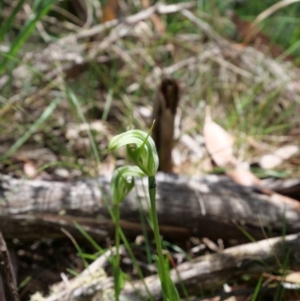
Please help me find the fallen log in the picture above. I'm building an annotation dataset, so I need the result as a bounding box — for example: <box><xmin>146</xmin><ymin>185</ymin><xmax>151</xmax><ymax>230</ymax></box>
<box><xmin>1</xmin><ymin>173</ymin><xmax>300</xmax><ymax>242</ymax></box>
<box><xmin>31</xmin><ymin>233</ymin><xmax>300</xmax><ymax>301</ymax></box>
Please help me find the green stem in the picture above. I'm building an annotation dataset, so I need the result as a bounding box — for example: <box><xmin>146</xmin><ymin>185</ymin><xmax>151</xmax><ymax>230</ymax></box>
<box><xmin>113</xmin><ymin>204</ymin><xmax>121</xmax><ymax>301</ymax></box>
<box><xmin>148</xmin><ymin>175</ymin><xmax>168</xmax><ymax>300</ymax></box>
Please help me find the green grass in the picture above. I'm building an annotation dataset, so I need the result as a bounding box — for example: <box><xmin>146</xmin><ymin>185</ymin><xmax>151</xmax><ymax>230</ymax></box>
<box><xmin>1</xmin><ymin>1</ymin><xmax>300</xmax><ymax>300</ymax></box>
<box><xmin>0</xmin><ymin>0</ymin><xmax>56</xmax><ymax>75</ymax></box>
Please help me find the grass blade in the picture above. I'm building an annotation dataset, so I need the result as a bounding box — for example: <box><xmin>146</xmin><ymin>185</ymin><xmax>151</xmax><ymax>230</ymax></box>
<box><xmin>2</xmin><ymin>97</ymin><xmax>61</xmax><ymax>159</ymax></box>
<box><xmin>0</xmin><ymin>0</ymin><xmax>27</xmax><ymax>43</ymax></box>
<box><xmin>0</xmin><ymin>0</ymin><xmax>56</xmax><ymax>74</ymax></box>
<box><xmin>251</xmin><ymin>275</ymin><xmax>263</xmax><ymax>301</ymax></box>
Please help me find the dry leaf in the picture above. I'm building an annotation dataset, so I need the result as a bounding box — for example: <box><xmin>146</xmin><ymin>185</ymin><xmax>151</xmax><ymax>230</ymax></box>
<box><xmin>269</xmin><ymin>192</ymin><xmax>300</xmax><ymax>209</ymax></box>
<box><xmin>203</xmin><ymin>107</ymin><xmax>264</xmax><ymax>187</ymax></box>
<box><xmin>141</xmin><ymin>0</ymin><xmax>166</xmax><ymax>33</ymax></box>
<box><xmin>23</xmin><ymin>160</ymin><xmax>38</xmax><ymax>179</ymax></box>
<box><xmin>259</xmin><ymin>144</ymin><xmax>299</xmax><ymax>169</ymax></box>
<box><xmin>23</xmin><ymin>160</ymin><xmax>51</xmax><ymax>180</ymax></box>
<box><xmin>203</xmin><ymin>106</ymin><xmax>237</xmax><ymax>168</ymax></box>
<box><xmin>227</xmin><ymin>165</ymin><xmax>261</xmax><ymax>187</ymax></box>
<box><xmin>101</xmin><ymin>0</ymin><xmax>120</xmax><ymax>23</ymax></box>
<box><xmin>285</xmin><ymin>272</ymin><xmax>300</xmax><ymax>284</ymax></box>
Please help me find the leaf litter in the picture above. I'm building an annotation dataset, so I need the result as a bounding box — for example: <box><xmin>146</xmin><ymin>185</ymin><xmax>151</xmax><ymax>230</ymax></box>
<box><xmin>2</xmin><ymin>1</ymin><xmax>300</xmax><ymax>300</ymax></box>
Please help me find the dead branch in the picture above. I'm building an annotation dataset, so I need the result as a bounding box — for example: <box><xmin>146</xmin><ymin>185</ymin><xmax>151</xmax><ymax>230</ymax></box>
<box><xmin>1</xmin><ymin>173</ymin><xmax>300</xmax><ymax>243</ymax></box>
<box><xmin>31</xmin><ymin>233</ymin><xmax>300</xmax><ymax>301</ymax></box>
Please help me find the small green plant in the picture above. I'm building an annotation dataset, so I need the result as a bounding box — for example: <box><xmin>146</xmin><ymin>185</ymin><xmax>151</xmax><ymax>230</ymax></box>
<box><xmin>108</xmin><ymin>128</ymin><xmax>180</xmax><ymax>301</ymax></box>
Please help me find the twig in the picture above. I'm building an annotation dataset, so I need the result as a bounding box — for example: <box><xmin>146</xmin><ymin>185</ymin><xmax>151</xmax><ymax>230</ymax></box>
<box><xmin>180</xmin><ymin>9</ymin><xmax>229</xmax><ymax>46</ymax></box>
<box><xmin>71</xmin><ymin>2</ymin><xmax>196</xmax><ymax>40</ymax></box>
<box><xmin>245</xmin><ymin>0</ymin><xmax>300</xmax><ymax>44</ymax></box>
<box><xmin>32</xmin><ymin>233</ymin><xmax>300</xmax><ymax>301</ymax></box>
<box><xmin>0</xmin><ymin>232</ymin><xmax>19</xmax><ymax>301</ymax></box>
<box><xmin>141</xmin><ymin>0</ymin><xmax>166</xmax><ymax>33</ymax></box>
<box><xmin>23</xmin><ymin>4</ymin><xmax>51</xmax><ymax>43</ymax></box>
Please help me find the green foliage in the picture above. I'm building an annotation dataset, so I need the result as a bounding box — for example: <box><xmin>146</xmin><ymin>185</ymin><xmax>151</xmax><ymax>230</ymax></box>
<box><xmin>110</xmin><ymin>166</ymin><xmax>146</xmax><ymax>205</ymax></box>
<box><xmin>157</xmin><ymin>255</ymin><xmax>180</xmax><ymax>301</ymax></box>
<box><xmin>0</xmin><ymin>0</ymin><xmax>56</xmax><ymax>74</ymax></box>
<box><xmin>113</xmin><ymin>260</ymin><xmax>124</xmax><ymax>301</ymax></box>
<box><xmin>235</xmin><ymin>0</ymin><xmax>300</xmax><ymax>60</ymax></box>
<box><xmin>108</xmin><ymin>129</ymin><xmax>159</xmax><ymax>177</ymax></box>
<box><xmin>108</xmin><ymin>129</ymin><xmax>180</xmax><ymax>301</ymax></box>
<box><xmin>0</xmin><ymin>0</ymin><xmax>27</xmax><ymax>43</ymax></box>
<box><xmin>2</xmin><ymin>97</ymin><xmax>61</xmax><ymax>160</ymax></box>
<box><xmin>0</xmin><ymin>1</ymin><xmax>298</xmax><ymax>298</ymax></box>
<box><xmin>251</xmin><ymin>275</ymin><xmax>263</xmax><ymax>301</ymax></box>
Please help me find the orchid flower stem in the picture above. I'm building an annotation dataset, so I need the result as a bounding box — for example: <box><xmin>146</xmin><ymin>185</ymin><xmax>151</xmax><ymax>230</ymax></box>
<box><xmin>113</xmin><ymin>204</ymin><xmax>121</xmax><ymax>301</ymax></box>
<box><xmin>148</xmin><ymin>175</ymin><xmax>167</xmax><ymax>300</ymax></box>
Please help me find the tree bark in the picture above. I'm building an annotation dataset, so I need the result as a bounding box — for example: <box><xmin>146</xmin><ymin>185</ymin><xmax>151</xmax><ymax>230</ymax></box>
<box><xmin>1</xmin><ymin>173</ymin><xmax>300</xmax><ymax>242</ymax></box>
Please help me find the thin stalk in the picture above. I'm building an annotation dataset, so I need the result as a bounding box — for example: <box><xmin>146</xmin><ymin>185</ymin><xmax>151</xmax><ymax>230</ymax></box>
<box><xmin>148</xmin><ymin>175</ymin><xmax>168</xmax><ymax>300</ymax></box>
<box><xmin>113</xmin><ymin>204</ymin><xmax>121</xmax><ymax>301</ymax></box>
<box><xmin>102</xmin><ymin>181</ymin><xmax>154</xmax><ymax>301</ymax></box>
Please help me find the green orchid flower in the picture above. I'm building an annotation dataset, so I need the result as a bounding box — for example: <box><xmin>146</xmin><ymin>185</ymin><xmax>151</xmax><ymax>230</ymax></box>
<box><xmin>108</xmin><ymin>129</ymin><xmax>159</xmax><ymax>176</ymax></box>
<box><xmin>110</xmin><ymin>165</ymin><xmax>146</xmax><ymax>205</ymax></box>
<box><xmin>108</xmin><ymin>128</ymin><xmax>179</xmax><ymax>301</ymax></box>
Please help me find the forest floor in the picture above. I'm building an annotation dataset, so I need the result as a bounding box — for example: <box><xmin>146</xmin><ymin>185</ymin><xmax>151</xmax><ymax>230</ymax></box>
<box><xmin>1</xmin><ymin>1</ymin><xmax>300</xmax><ymax>300</ymax></box>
